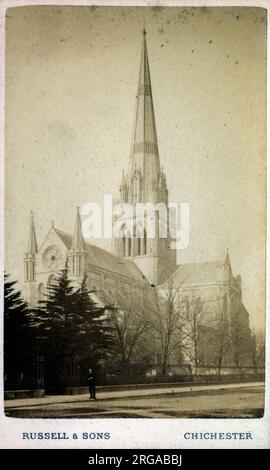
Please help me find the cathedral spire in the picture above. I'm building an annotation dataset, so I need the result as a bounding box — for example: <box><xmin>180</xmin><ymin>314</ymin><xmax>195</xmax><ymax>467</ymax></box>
<box><xmin>26</xmin><ymin>211</ymin><xmax>38</xmax><ymax>254</ymax></box>
<box><xmin>113</xmin><ymin>31</ymin><xmax>176</xmax><ymax>283</ymax></box>
<box><xmin>71</xmin><ymin>207</ymin><xmax>85</xmax><ymax>251</ymax></box>
<box><xmin>128</xmin><ymin>30</ymin><xmax>162</xmax><ymax>203</ymax></box>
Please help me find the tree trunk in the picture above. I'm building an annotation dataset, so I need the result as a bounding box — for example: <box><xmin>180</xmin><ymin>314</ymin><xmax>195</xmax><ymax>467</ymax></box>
<box><xmin>161</xmin><ymin>357</ymin><xmax>167</xmax><ymax>376</ymax></box>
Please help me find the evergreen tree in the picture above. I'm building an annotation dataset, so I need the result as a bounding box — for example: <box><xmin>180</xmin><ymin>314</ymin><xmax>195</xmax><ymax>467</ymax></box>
<box><xmin>4</xmin><ymin>273</ymin><xmax>33</xmax><ymax>387</ymax></box>
<box><xmin>73</xmin><ymin>276</ymin><xmax>114</xmax><ymax>364</ymax></box>
<box><xmin>35</xmin><ymin>262</ymin><xmax>114</xmax><ymax>391</ymax></box>
<box><xmin>34</xmin><ymin>260</ymin><xmax>77</xmax><ymax>391</ymax></box>
<box><xmin>36</xmin><ymin>261</ymin><xmax>76</xmax><ymax>358</ymax></box>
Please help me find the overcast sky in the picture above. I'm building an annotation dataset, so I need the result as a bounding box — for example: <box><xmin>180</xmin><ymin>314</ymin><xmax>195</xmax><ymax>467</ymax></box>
<box><xmin>5</xmin><ymin>5</ymin><xmax>266</xmax><ymax>331</ymax></box>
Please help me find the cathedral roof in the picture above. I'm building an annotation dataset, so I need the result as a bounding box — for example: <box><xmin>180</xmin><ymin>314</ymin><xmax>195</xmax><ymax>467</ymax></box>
<box><xmin>168</xmin><ymin>261</ymin><xmax>225</xmax><ymax>286</ymax></box>
<box><xmin>54</xmin><ymin>228</ymin><xmax>148</xmax><ymax>285</ymax></box>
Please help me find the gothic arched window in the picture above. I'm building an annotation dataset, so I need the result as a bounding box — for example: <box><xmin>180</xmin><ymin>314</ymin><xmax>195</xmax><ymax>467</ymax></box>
<box><xmin>37</xmin><ymin>283</ymin><xmax>46</xmax><ymax>302</ymax></box>
<box><xmin>143</xmin><ymin>229</ymin><xmax>147</xmax><ymax>255</ymax></box>
<box><xmin>138</xmin><ymin>237</ymin><xmax>141</xmax><ymax>256</ymax></box>
<box><xmin>124</xmin><ymin>228</ymin><xmax>132</xmax><ymax>257</ymax></box>
<box><xmin>127</xmin><ymin>236</ymin><xmax>131</xmax><ymax>257</ymax></box>
<box><xmin>47</xmin><ymin>274</ymin><xmax>57</xmax><ymax>289</ymax></box>
<box><xmin>135</xmin><ymin>224</ymin><xmax>144</xmax><ymax>256</ymax></box>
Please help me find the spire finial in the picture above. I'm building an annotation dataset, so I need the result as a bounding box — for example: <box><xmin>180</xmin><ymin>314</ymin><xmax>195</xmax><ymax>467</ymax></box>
<box><xmin>143</xmin><ymin>28</ymin><xmax>146</xmax><ymax>36</ymax></box>
<box><xmin>224</xmin><ymin>248</ymin><xmax>231</xmax><ymax>268</ymax></box>
<box><xmin>30</xmin><ymin>211</ymin><xmax>34</xmax><ymax>227</ymax></box>
<box><xmin>121</xmin><ymin>169</ymin><xmax>126</xmax><ymax>185</ymax></box>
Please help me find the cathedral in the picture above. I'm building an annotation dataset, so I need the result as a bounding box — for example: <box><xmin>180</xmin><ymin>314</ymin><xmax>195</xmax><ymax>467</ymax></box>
<box><xmin>23</xmin><ymin>31</ymin><xmax>251</xmax><ymax>367</ymax></box>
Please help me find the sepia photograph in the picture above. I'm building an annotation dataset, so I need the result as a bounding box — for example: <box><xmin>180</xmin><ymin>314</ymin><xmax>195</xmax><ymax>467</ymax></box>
<box><xmin>1</xmin><ymin>1</ymin><xmax>268</xmax><ymax>446</ymax></box>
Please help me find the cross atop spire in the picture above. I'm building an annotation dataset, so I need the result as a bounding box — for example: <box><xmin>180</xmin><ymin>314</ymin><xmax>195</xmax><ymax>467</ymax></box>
<box><xmin>71</xmin><ymin>207</ymin><xmax>85</xmax><ymax>251</ymax></box>
<box><xmin>26</xmin><ymin>211</ymin><xmax>38</xmax><ymax>254</ymax></box>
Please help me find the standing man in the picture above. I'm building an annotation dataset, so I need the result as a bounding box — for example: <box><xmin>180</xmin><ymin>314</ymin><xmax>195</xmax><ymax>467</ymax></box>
<box><xmin>87</xmin><ymin>368</ymin><xmax>96</xmax><ymax>400</ymax></box>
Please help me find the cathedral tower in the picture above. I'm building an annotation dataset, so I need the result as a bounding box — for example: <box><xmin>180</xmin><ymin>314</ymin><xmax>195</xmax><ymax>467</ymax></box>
<box><xmin>113</xmin><ymin>30</ymin><xmax>176</xmax><ymax>285</ymax></box>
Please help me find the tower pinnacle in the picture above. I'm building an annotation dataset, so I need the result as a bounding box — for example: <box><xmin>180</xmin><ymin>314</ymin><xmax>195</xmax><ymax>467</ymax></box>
<box><xmin>24</xmin><ymin>212</ymin><xmax>38</xmax><ymax>290</ymax></box>
<box><xmin>26</xmin><ymin>211</ymin><xmax>38</xmax><ymax>254</ymax></box>
<box><xmin>69</xmin><ymin>207</ymin><xmax>87</xmax><ymax>279</ymax></box>
<box><xmin>71</xmin><ymin>207</ymin><xmax>85</xmax><ymax>251</ymax></box>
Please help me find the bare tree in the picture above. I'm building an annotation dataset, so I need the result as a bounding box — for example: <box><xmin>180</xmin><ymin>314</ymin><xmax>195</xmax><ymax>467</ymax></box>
<box><xmin>180</xmin><ymin>295</ymin><xmax>222</xmax><ymax>376</ymax></box>
<box><xmin>229</xmin><ymin>301</ymin><xmax>252</xmax><ymax>368</ymax></box>
<box><xmin>148</xmin><ymin>279</ymin><xmax>184</xmax><ymax>375</ymax></box>
<box><xmin>211</xmin><ymin>296</ymin><xmax>231</xmax><ymax>378</ymax></box>
<box><xmin>108</xmin><ymin>290</ymin><xmax>152</xmax><ymax>368</ymax></box>
<box><xmin>180</xmin><ymin>297</ymin><xmax>205</xmax><ymax>375</ymax></box>
<box><xmin>250</xmin><ymin>330</ymin><xmax>265</xmax><ymax>370</ymax></box>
